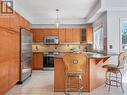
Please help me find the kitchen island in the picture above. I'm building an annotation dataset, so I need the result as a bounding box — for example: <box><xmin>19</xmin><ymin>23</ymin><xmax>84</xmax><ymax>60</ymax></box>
<box><xmin>54</xmin><ymin>52</ymin><xmax>110</xmax><ymax>92</ymax></box>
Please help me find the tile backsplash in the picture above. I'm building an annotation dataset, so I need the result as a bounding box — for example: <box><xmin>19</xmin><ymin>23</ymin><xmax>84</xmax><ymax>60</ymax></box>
<box><xmin>32</xmin><ymin>44</ymin><xmax>85</xmax><ymax>53</ymax></box>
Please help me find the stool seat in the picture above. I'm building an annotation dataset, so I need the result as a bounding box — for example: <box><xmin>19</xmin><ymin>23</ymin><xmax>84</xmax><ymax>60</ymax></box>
<box><xmin>103</xmin><ymin>64</ymin><xmax>119</xmax><ymax>74</ymax></box>
<box><xmin>66</xmin><ymin>72</ymin><xmax>83</xmax><ymax>77</ymax></box>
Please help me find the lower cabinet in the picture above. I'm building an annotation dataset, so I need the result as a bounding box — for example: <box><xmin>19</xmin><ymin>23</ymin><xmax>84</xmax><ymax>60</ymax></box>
<box><xmin>32</xmin><ymin>53</ymin><xmax>43</xmax><ymax>70</ymax></box>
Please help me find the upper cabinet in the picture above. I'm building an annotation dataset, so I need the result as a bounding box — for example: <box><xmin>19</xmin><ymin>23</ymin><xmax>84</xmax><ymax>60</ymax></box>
<box><xmin>51</xmin><ymin>29</ymin><xmax>59</xmax><ymax>36</ymax></box>
<box><xmin>65</xmin><ymin>28</ymin><xmax>73</xmax><ymax>42</ymax></box>
<box><xmin>59</xmin><ymin>29</ymin><xmax>66</xmax><ymax>43</ymax></box>
<box><xmin>0</xmin><ymin>12</ymin><xmax>30</xmax><ymax>31</ymax></box>
<box><xmin>86</xmin><ymin>25</ymin><xmax>93</xmax><ymax>44</ymax></box>
<box><xmin>19</xmin><ymin>15</ymin><xmax>30</xmax><ymax>30</ymax></box>
<box><xmin>9</xmin><ymin>12</ymin><xmax>19</xmax><ymax>31</ymax></box>
<box><xmin>65</xmin><ymin>28</ymin><xmax>81</xmax><ymax>42</ymax></box>
<box><xmin>0</xmin><ymin>15</ymin><xmax>10</xmax><ymax>28</ymax></box>
<box><xmin>81</xmin><ymin>28</ymin><xmax>86</xmax><ymax>42</ymax></box>
<box><xmin>72</xmin><ymin>28</ymin><xmax>81</xmax><ymax>42</ymax></box>
<box><xmin>31</xmin><ymin>28</ymin><xmax>82</xmax><ymax>43</ymax></box>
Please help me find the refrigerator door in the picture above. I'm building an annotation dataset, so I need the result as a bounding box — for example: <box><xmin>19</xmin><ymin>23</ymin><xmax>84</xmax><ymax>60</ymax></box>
<box><xmin>20</xmin><ymin>28</ymin><xmax>32</xmax><ymax>82</ymax></box>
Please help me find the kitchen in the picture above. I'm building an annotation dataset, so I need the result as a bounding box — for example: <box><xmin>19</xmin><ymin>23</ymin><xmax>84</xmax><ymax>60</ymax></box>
<box><xmin>0</xmin><ymin>0</ymin><xmax>127</xmax><ymax>95</ymax></box>
<box><xmin>32</xmin><ymin>27</ymin><xmax>93</xmax><ymax>70</ymax></box>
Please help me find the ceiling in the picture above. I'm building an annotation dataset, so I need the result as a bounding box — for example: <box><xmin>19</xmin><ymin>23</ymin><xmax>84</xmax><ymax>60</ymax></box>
<box><xmin>15</xmin><ymin>0</ymin><xmax>98</xmax><ymax>24</ymax></box>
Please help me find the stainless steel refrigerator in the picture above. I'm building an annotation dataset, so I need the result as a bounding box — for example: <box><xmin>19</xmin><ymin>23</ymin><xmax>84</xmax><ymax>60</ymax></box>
<box><xmin>19</xmin><ymin>28</ymin><xmax>32</xmax><ymax>83</ymax></box>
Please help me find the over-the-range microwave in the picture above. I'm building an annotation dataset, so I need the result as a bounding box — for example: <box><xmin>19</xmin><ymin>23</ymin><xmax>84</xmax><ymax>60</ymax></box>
<box><xmin>44</xmin><ymin>36</ymin><xmax>59</xmax><ymax>45</ymax></box>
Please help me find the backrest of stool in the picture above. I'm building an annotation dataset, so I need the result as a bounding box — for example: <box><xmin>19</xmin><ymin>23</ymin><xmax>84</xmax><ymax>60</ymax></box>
<box><xmin>117</xmin><ymin>52</ymin><xmax>127</xmax><ymax>69</ymax></box>
<box><xmin>63</xmin><ymin>53</ymin><xmax>87</xmax><ymax>72</ymax></box>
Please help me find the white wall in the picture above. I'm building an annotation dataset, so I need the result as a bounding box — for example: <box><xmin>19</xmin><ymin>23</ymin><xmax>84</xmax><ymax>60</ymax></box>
<box><xmin>107</xmin><ymin>11</ymin><xmax>127</xmax><ymax>54</ymax></box>
<box><xmin>106</xmin><ymin>11</ymin><xmax>127</xmax><ymax>64</ymax></box>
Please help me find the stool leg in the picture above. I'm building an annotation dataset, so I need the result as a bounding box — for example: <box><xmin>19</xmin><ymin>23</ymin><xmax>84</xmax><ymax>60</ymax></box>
<box><xmin>108</xmin><ymin>72</ymin><xmax>111</xmax><ymax>92</ymax></box>
<box><xmin>116</xmin><ymin>73</ymin><xmax>118</xmax><ymax>87</ymax></box>
<box><xmin>119</xmin><ymin>70</ymin><xmax>124</xmax><ymax>93</ymax></box>
<box><xmin>78</xmin><ymin>75</ymin><xmax>83</xmax><ymax>95</ymax></box>
<box><xmin>105</xmin><ymin>71</ymin><xmax>108</xmax><ymax>87</ymax></box>
<box><xmin>65</xmin><ymin>76</ymin><xmax>67</xmax><ymax>95</ymax></box>
<box><xmin>65</xmin><ymin>76</ymin><xmax>70</xmax><ymax>95</ymax></box>
<box><xmin>69</xmin><ymin>77</ymin><xmax>70</xmax><ymax>94</ymax></box>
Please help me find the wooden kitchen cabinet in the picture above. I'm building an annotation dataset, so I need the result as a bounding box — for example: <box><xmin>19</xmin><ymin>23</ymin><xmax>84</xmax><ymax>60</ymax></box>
<box><xmin>59</xmin><ymin>29</ymin><xmax>66</xmax><ymax>43</ymax></box>
<box><xmin>32</xmin><ymin>30</ymin><xmax>37</xmax><ymax>42</ymax></box>
<box><xmin>0</xmin><ymin>30</ymin><xmax>9</xmax><ymax>94</ymax></box>
<box><xmin>72</xmin><ymin>28</ymin><xmax>81</xmax><ymax>42</ymax></box>
<box><xmin>51</xmin><ymin>29</ymin><xmax>59</xmax><ymax>36</ymax></box>
<box><xmin>32</xmin><ymin>52</ymin><xmax>43</xmax><ymax>70</ymax></box>
<box><xmin>31</xmin><ymin>29</ymin><xmax>58</xmax><ymax>42</ymax></box>
<box><xmin>31</xmin><ymin>29</ymin><xmax>43</xmax><ymax>42</ymax></box>
<box><xmin>9</xmin><ymin>13</ymin><xmax>19</xmax><ymax>31</ymax></box>
<box><xmin>8</xmin><ymin>31</ymin><xmax>19</xmax><ymax>87</ymax></box>
<box><xmin>86</xmin><ymin>25</ymin><xmax>93</xmax><ymax>43</ymax></box>
<box><xmin>0</xmin><ymin>9</ymin><xmax>30</xmax><ymax>95</ymax></box>
<box><xmin>0</xmin><ymin>29</ymin><xmax>19</xmax><ymax>95</ymax></box>
<box><xmin>31</xmin><ymin>28</ymin><xmax>82</xmax><ymax>43</ymax></box>
<box><xmin>35</xmin><ymin>31</ymin><xmax>44</xmax><ymax>42</ymax></box>
<box><xmin>43</xmin><ymin>29</ymin><xmax>51</xmax><ymax>37</ymax></box>
<box><xmin>19</xmin><ymin>15</ymin><xmax>30</xmax><ymax>30</ymax></box>
<box><xmin>65</xmin><ymin>28</ymin><xmax>73</xmax><ymax>42</ymax></box>
<box><xmin>0</xmin><ymin>16</ymin><xmax>10</xmax><ymax>28</ymax></box>
<box><xmin>65</xmin><ymin>28</ymin><xmax>81</xmax><ymax>42</ymax></box>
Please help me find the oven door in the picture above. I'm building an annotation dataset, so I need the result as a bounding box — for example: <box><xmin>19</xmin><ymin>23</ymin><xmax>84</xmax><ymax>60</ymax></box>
<box><xmin>43</xmin><ymin>56</ymin><xmax>54</xmax><ymax>67</ymax></box>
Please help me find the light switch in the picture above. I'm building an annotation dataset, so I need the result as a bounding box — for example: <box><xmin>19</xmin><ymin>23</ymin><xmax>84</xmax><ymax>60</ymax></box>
<box><xmin>109</xmin><ymin>45</ymin><xmax>113</xmax><ymax>49</ymax></box>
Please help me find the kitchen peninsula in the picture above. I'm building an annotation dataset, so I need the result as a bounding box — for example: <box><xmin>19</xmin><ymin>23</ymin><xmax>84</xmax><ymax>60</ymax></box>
<box><xmin>54</xmin><ymin>52</ymin><xmax>110</xmax><ymax>92</ymax></box>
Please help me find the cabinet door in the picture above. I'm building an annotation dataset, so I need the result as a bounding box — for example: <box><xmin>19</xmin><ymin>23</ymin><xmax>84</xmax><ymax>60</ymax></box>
<box><xmin>35</xmin><ymin>30</ymin><xmax>44</xmax><ymax>42</ymax></box>
<box><xmin>43</xmin><ymin>29</ymin><xmax>51</xmax><ymax>37</ymax></box>
<box><xmin>59</xmin><ymin>29</ymin><xmax>66</xmax><ymax>43</ymax></box>
<box><xmin>31</xmin><ymin>29</ymin><xmax>43</xmax><ymax>42</ymax></box>
<box><xmin>0</xmin><ymin>16</ymin><xmax>10</xmax><ymax>28</ymax></box>
<box><xmin>51</xmin><ymin>29</ymin><xmax>59</xmax><ymax>36</ymax></box>
<box><xmin>32</xmin><ymin>53</ymin><xmax>43</xmax><ymax>70</ymax></box>
<box><xmin>86</xmin><ymin>25</ymin><xmax>93</xmax><ymax>43</ymax></box>
<box><xmin>8</xmin><ymin>31</ymin><xmax>19</xmax><ymax>87</ymax></box>
<box><xmin>32</xmin><ymin>31</ymin><xmax>36</xmax><ymax>42</ymax></box>
<box><xmin>72</xmin><ymin>28</ymin><xmax>81</xmax><ymax>42</ymax></box>
<box><xmin>0</xmin><ymin>29</ymin><xmax>19</xmax><ymax>94</ymax></box>
<box><xmin>65</xmin><ymin>28</ymin><xmax>73</xmax><ymax>42</ymax></box>
<box><xmin>9</xmin><ymin>13</ymin><xmax>19</xmax><ymax>31</ymax></box>
<box><xmin>0</xmin><ymin>30</ymin><xmax>9</xmax><ymax>95</ymax></box>
<box><xmin>81</xmin><ymin>29</ymin><xmax>86</xmax><ymax>42</ymax></box>
<box><xmin>24</xmin><ymin>20</ymin><xmax>30</xmax><ymax>30</ymax></box>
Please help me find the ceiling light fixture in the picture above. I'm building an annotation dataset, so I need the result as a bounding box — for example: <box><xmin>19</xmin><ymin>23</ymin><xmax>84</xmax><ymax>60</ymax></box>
<box><xmin>55</xmin><ymin>9</ymin><xmax>60</xmax><ymax>28</ymax></box>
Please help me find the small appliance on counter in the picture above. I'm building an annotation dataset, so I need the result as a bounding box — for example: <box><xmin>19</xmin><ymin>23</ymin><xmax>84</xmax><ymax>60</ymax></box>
<box><xmin>44</xmin><ymin>36</ymin><xmax>59</xmax><ymax>45</ymax></box>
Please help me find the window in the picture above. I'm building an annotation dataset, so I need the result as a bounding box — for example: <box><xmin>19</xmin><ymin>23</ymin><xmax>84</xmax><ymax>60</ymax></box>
<box><xmin>0</xmin><ymin>1</ymin><xmax>13</xmax><ymax>14</ymax></box>
<box><xmin>120</xmin><ymin>19</ymin><xmax>127</xmax><ymax>51</ymax></box>
<box><xmin>93</xmin><ymin>27</ymin><xmax>104</xmax><ymax>51</ymax></box>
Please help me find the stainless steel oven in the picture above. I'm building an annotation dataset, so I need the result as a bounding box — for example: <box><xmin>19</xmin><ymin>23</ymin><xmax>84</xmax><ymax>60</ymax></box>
<box><xmin>43</xmin><ymin>52</ymin><xmax>55</xmax><ymax>70</ymax></box>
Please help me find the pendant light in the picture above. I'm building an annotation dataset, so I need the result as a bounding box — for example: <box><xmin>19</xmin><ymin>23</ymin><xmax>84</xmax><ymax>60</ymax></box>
<box><xmin>55</xmin><ymin>9</ymin><xmax>60</xmax><ymax>28</ymax></box>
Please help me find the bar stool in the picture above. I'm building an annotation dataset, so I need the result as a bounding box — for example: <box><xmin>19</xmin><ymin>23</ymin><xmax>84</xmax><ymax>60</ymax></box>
<box><xmin>63</xmin><ymin>53</ymin><xmax>87</xmax><ymax>95</ymax></box>
<box><xmin>103</xmin><ymin>52</ymin><xmax>127</xmax><ymax>93</ymax></box>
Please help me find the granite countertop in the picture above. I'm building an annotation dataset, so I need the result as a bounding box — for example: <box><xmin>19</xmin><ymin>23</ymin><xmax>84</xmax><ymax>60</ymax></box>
<box><xmin>54</xmin><ymin>52</ymin><xmax>110</xmax><ymax>59</ymax></box>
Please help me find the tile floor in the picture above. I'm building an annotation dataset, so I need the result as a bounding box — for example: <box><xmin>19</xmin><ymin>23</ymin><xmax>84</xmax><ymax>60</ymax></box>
<box><xmin>5</xmin><ymin>70</ymin><xmax>127</xmax><ymax>95</ymax></box>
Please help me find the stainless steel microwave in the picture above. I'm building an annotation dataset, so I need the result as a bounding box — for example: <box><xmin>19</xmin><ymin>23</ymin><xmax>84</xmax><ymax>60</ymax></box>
<box><xmin>44</xmin><ymin>36</ymin><xmax>59</xmax><ymax>44</ymax></box>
